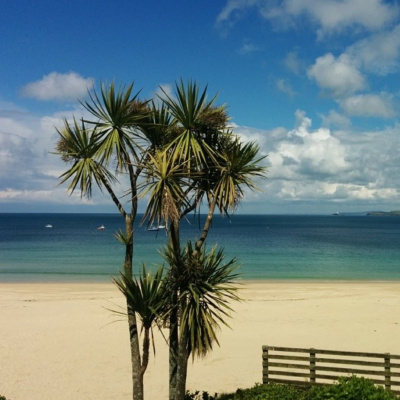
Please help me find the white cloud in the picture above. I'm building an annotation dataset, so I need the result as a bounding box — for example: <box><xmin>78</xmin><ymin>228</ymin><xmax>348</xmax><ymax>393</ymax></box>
<box><xmin>346</xmin><ymin>24</ymin><xmax>400</xmax><ymax>75</ymax></box>
<box><xmin>272</xmin><ymin>110</ymin><xmax>350</xmax><ymax>179</ymax></box>
<box><xmin>284</xmin><ymin>50</ymin><xmax>304</xmax><ymax>75</ymax></box>
<box><xmin>216</xmin><ymin>0</ymin><xmax>259</xmax><ymax>26</ymax></box>
<box><xmin>0</xmin><ymin>102</ymin><xmax>141</xmax><ymax>210</ymax></box>
<box><xmin>0</xmin><ymin>114</ymin><xmax>41</xmax><ymax>188</ymax></box>
<box><xmin>2</xmin><ymin>100</ymin><xmax>400</xmax><ymax>213</ymax></box>
<box><xmin>339</xmin><ymin>93</ymin><xmax>397</xmax><ymax>118</ymax></box>
<box><xmin>0</xmin><ymin>104</ymin><xmax>82</xmax><ymax>194</ymax></box>
<box><xmin>155</xmin><ymin>83</ymin><xmax>174</xmax><ymax>102</ymax></box>
<box><xmin>320</xmin><ymin>110</ymin><xmax>351</xmax><ymax>128</ymax></box>
<box><xmin>307</xmin><ymin>53</ymin><xmax>367</xmax><ymax>97</ymax></box>
<box><xmin>20</xmin><ymin>72</ymin><xmax>94</xmax><ymax>101</ymax></box>
<box><xmin>235</xmin><ymin>111</ymin><xmax>400</xmax><ymax>210</ymax></box>
<box><xmin>219</xmin><ymin>0</ymin><xmax>399</xmax><ymax>36</ymax></box>
<box><xmin>281</xmin><ymin>0</ymin><xmax>398</xmax><ymax>37</ymax></box>
<box><xmin>272</xmin><ymin>181</ymin><xmax>398</xmax><ymax>203</ymax></box>
<box><xmin>276</xmin><ymin>78</ymin><xmax>296</xmax><ymax>98</ymax></box>
<box><xmin>237</xmin><ymin>40</ymin><xmax>259</xmax><ymax>55</ymax></box>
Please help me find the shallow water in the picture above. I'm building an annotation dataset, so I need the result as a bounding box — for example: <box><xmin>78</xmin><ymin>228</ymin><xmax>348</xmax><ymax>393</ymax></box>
<box><xmin>1</xmin><ymin>213</ymin><xmax>400</xmax><ymax>282</ymax></box>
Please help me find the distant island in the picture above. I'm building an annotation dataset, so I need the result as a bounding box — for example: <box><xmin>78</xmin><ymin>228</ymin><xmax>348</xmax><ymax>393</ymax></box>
<box><xmin>331</xmin><ymin>210</ymin><xmax>400</xmax><ymax>216</ymax></box>
<box><xmin>366</xmin><ymin>210</ymin><xmax>400</xmax><ymax>216</ymax></box>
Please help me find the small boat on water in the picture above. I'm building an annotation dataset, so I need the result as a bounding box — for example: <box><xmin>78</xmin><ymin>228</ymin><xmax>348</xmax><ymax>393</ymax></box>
<box><xmin>45</xmin><ymin>224</ymin><xmax>53</xmax><ymax>228</ymax></box>
<box><xmin>97</xmin><ymin>225</ymin><xmax>106</xmax><ymax>231</ymax></box>
<box><xmin>147</xmin><ymin>225</ymin><xmax>165</xmax><ymax>232</ymax></box>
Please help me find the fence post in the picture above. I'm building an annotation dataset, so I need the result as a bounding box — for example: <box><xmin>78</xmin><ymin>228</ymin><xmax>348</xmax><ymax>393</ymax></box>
<box><xmin>384</xmin><ymin>353</ymin><xmax>391</xmax><ymax>391</ymax></box>
<box><xmin>263</xmin><ymin>347</ymin><xmax>269</xmax><ymax>384</ymax></box>
<box><xmin>310</xmin><ymin>348</ymin><xmax>316</xmax><ymax>384</ymax></box>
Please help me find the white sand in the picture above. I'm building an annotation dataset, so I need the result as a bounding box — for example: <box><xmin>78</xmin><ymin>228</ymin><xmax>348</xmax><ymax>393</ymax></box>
<box><xmin>1</xmin><ymin>281</ymin><xmax>400</xmax><ymax>400</ymax></box>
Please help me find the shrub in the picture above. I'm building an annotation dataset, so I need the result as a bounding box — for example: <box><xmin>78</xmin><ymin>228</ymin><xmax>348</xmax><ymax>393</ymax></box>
<box><xmin>303</xmin><ymin>376</ymin><xmax>398</xmax><ymax>400</ymax></box>
<box><xmin>185</xmin><ymin>390</ymin><xmax>218</xmax><ymax>400</ymax></box>
<box><xmin>222</xmin><ymin>383</ymin><xmax>301</xmax><ymax>399</ymax></box>
<box><xmin>186</xmin><ymin>377</ymin><xmax>399</xmax><ymax>400</ymax></box>
<box><xmin>187</xmin><ymin>383</ymin><xmax>303</xmax><ymax>399</ymax></box>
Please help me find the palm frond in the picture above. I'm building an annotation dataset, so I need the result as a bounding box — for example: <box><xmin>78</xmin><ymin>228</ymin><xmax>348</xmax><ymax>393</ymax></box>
<box><xmin>55</xmin><ymin>118</ymin><xmax>117</xmax><ymax>198</ymax></box>
<box><xmin>81</xmin><ymin>82</ymin><xmax>149</xmax><ymax>171</ymax></box>
<box><xmin>213</xmin><ymin>139</ymin><xmax>268</xmax><ymax>213</ymax></box>
<box><xmin>158</xmin><ymin>79</ymin><xmax>223</xmax><ymax>169</ymax></box>
<box><xmin>171</xmin><ymin>241</ymin><xmax>241</xmax><ymax>358</ymax></box>
<box><xmin>139</xmin><ymin>150</ymin><xmax>193</xmax><ymax>228</ymax></box>
<box><xmin>113</xmin><ymin>266</ymin><xmax>166</xmax><ymax>330</ymax></box>
<box><xmin>114</xmin><ymin>229</ymin><xmax>132</xmax><ymax>246</ymax></box>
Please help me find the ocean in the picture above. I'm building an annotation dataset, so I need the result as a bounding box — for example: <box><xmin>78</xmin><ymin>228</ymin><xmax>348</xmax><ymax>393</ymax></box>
<box><xmin>1</xmin><ymin>213</ymin><xmax>400</xmax><ymax>282</ymax></box>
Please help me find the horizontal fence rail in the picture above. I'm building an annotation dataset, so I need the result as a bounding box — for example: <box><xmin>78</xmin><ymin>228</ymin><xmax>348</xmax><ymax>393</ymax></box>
<box><xmin>262</xmin><ymin>345</ymin><xmax>400</xmax><ymax>395</ymax></box>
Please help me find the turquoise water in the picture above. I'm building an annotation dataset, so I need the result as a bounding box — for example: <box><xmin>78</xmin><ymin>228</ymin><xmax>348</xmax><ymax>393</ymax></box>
<box><xmin>1</xmin><ymin>213</ymin><xmax>400</xmax><ymax>282</ymax></box>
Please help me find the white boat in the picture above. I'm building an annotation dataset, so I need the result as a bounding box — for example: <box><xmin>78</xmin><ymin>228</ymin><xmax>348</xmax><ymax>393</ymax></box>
<box><xmin>147</xmin><ymin>225</ymin><xmax>165</xmax><ymax>231</ymax></box>
<box><xmin>97</xmin><ymin>225</ymin><xmax>105</xmax><ymax>231</ymax></box>
<box><xmin>45</xmin><ymin>224</ymin><xmax>53</xmax><ymax>228</ymax></box>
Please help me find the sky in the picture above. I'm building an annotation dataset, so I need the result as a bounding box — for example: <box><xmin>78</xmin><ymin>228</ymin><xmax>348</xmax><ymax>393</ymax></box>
<box><xmin>1</xmin><ymin>0</ymin><xmax>400</xmax><ymax>215</ymax></box>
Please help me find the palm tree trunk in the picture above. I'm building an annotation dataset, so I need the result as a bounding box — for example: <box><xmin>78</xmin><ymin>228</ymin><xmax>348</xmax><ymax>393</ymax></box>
<box><xmin>172</xmin><ymin>199</ymin><xmax>218</xmax><ymax>400</ymax></box>
<box><xmin>169</xmin><ymin>304</ymin><xmax>178</xmax><ymax>400</ymax></box>
<box><xmin>168</xmin><ymin>219</ymin><xmax>181</xmax><ymax>400</ymax></box>
<box><xmin>175</xmin><ymin>303</ymin><xmax>189</xmax><ymax>400</ymax></box>
<box><xmin>128</xmin><ymin>307</ymin><xmax>143</xmax><ymax>400</ymax></box>
<box><xmin>169</xmin><ymin>220</ymin><xmax>182</xmax><ymax>400</ymax></box>
<box><xmin>123</xmin><ymin>214</ymin><xmax>144</xmax><ymax>400</ymax></box>
<box><xmin>194</xmin><ymin>198</ymin><xmax>217</xmax><ymax>255</ymax></box>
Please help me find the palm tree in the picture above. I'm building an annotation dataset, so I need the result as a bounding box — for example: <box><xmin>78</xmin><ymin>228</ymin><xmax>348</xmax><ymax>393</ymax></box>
<box><xmin>140</xmin><ymin>80</ymin><xmax>267</xmax><ymax>400</ymax></box>
<box><xmin>159</xmin><ymin>240</ymin><xmax>241</xmax><ymax>400</ymax></box>
<box><xmin>56</xmin><ymin>82</ymin><xmax>153</xmax><ymax>400</ymax></box>
<box><xmin>113</xmin><ymin>265</ymin><xmax>166</xmax><ymax>398</ymax></box>
<box><xmin>56</xmin><ymin>79</ymin><xmax>267</xmax><ymax>400</ymax></box>
<box><xmin>140</xmin><ymin>80</ymin><xmax>227</xmax><ymax>400</ymax></box>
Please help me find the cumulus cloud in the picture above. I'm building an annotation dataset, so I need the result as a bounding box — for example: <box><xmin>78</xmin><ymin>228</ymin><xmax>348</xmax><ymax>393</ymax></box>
<box><xmin>0</xmin><ymin>102</ymin><xmax>140</xmax><ymax>210</ymax></box>
<box><xmin>0</xmin><ymin>103</ymin><xmax>81</xmax><ymax>201</ymax></box>
<box><xmin>277</xmin><ymin>0</ymin><xmax>399</xmax><ymax>38</ymax></box>
<box><xmin>271</xmin><ymin>110</ymin><xmax>350</xmax><ymax>179</ymax></box>
<box><xmin>217</xmin><ymin>0</ymin><xmax>399</xmax><ymax>38</ymax></box>
<box><xmin>20</xmin><ymin>72</ymin><xmax>94</xmax><ymax>101</ymax></box>
<box><xmin>234</xmin><ymin>110</ymin><xmax>400</xmax><ymax>210</ymax></box>
<box><xmin>319</xmin><ymin>110</ymin><xmax>351</xmax><ymax>128</ymax></box>
<box><xmin>339</xmin><ymin>93</ymin><xmax>397</xmax><ymax>118</ymax></box>
<box><xmin>0</xmin><ymin>108</ymin><xmax>71</xmax><ymax>194</ymax></box>
<box><xmin>346</xmin><ymin>24</ymin><xmax>400</xmax><ymax>75</ymax></box>
<box><xmin>307</xmin><ymin>53</ymin><xmax>367</xmax><ymax>97</ymax></box>
<box><xmin>2</xmin><ymin>100</ymin><xmax>400</xmax><ymax>213</ymax></box>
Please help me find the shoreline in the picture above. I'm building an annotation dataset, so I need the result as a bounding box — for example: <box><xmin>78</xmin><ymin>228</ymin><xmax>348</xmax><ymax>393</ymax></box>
<box><xmin>3</xmin><ymin>273</ymin><xmax>400</xmax><ymax>284</ymax></box>
<box><xmin>1</xmin><ymin>281</ymin><xmax>400</xmax><ymax>400</ymax></box>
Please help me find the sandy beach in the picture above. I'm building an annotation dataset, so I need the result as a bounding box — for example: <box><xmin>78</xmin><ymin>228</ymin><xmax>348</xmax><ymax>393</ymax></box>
<box><xmin>1</xmin><ymin>281</ymin><xmax>400</xmax><ymax>400</ymax></box>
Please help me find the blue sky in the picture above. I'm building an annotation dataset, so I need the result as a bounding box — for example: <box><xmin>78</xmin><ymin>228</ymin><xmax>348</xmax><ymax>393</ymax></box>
<box><xmin>1</xmin><ymin>0</ymin><xmax>400</xmax><ymax>214</ymax></box>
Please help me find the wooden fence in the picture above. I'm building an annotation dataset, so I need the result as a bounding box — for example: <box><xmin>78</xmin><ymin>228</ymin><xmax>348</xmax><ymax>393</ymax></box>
<box><xmin>262</xmin><ymin>345</ymin><xmax>400</xmax><ymax>394</ymax></box>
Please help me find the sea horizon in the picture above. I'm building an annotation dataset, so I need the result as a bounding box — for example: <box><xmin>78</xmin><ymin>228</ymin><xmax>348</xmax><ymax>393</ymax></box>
<box><xmin>1</xmin><ymin>213</ymin><xmax>400</xmax><ymax>283</ymax></box>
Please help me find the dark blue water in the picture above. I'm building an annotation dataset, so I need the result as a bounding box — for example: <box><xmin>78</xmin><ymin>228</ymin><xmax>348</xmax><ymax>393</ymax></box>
<box><xmin>1</xmin><ymin>213</ymin><xmax>400</xmax><ymax>282</ymax></box>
